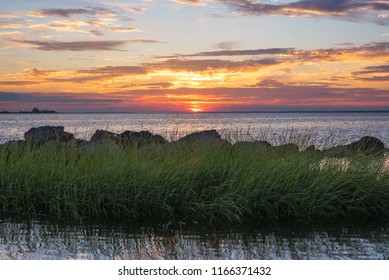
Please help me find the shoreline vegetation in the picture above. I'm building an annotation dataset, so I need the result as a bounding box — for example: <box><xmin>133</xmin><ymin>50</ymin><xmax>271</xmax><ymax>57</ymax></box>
<box><xmin>0</xmin><ymin>126</ymin><xmax>388</xmax><ymax>224</ymax></box>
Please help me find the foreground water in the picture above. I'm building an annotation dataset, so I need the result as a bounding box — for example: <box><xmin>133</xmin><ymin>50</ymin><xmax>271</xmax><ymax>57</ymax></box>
<box><xmin>1</xmin><ymin>218</ymin><xmax>389</xmax><ymax>260</ymax></box>
<box><xmin>1</xmin><ymin>112</ymin><xmax>389</xmax><ymax>147</ymax></box>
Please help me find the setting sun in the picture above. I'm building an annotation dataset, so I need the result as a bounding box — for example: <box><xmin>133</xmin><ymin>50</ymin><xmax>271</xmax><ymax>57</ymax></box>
<box><xmin>190</xmin><ymin>106</ymin><xmax>203</xmax><ymax>112</ymax></box>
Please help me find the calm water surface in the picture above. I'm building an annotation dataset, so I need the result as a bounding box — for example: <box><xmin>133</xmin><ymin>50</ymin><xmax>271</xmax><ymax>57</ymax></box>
<box><xmin>1</xmin><ymin>219</ymin><xmax>389</xmax><ymax>260</ymax></box>
<box><xmin>1</xmin><ymin>112</ymin><xmax>389</xmax><ymax>147</ymax></box>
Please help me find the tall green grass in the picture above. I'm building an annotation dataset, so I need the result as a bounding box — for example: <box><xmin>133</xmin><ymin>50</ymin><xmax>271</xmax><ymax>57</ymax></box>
<box><xmin>0</xmin><ymin>140</ymin><xmax>388</xmax><ymax>224</ymax></box>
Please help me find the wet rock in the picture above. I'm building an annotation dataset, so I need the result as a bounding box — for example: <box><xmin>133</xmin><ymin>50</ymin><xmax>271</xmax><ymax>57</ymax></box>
<box><xmin>119</xmin><ymin>130</ymin><xmax>168</xmax><ymax>148</ymax></box>
<box><xmin>90</xmin><ymin>129</ymin><xmax>118</xmax><ymax>142</ymax></box>
<box><xmin>24</xmin><ymin>126</ymin><xmax>74</xmax><ymax>146</ymax></box>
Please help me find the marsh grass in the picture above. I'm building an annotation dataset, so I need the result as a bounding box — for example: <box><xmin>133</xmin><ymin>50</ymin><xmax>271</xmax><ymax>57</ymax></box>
<box><xmin>1</xmin><ymin>135</ymin><xmax>388</xmax><ymax>224</ymax></box>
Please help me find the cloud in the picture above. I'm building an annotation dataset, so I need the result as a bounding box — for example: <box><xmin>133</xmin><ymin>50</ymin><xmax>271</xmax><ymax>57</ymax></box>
<box><xmin>354</xmin><ymin>65</ymin><xmax>389</xmax><ymax>74</ymax></box>
<box><xmin>0</xmin><ymin>91</ymin><xmax>122</xmax><ymax>104</ymax></box>
<box><xmin>215</xmin><ymin>41</ymin><xmax>240</xmax><ymax>50</ymax></box>
<box><xmin>173</xmin><ymin>0</ymin><xmax>206</xmax><ymax>6</ymax></box>
<box><xmin>356</xmin><ymin>76</ymin><xmax>389</xmax><ymax>81</ymax></box>
<box><xmin>8</xmin><ymin>39</ymin><xmax>161</xmax><ymax>51</ymax></box>
<box><xmin>29</xmin><ymin>7</ymin><xmax>116</xmax><ymax>18</ymax></box>
<box><xmin>151</xmin><ymin>42</ymin><xmax>389</xmax><ymax>75</ymax></box>
<box><xmin>145</xmin><ymin>82</ymin><xmax>174</xmax><ymax>89</ymax></box>
<box><xmin>158</xmin><ymin>47</ymin><xmax>294</xmax><ymax>59</ymax></box>
<box><xmin>354</xmin><ymin>41</ymin><xmax>389</xmax><ymax>57</ymax></box>
<box><xmin>216</xmin><ymin>0</ymin><xmax>389</xmax><ymax>25</ymax></box>
<box><xmin>122</xmin><ymin>82</ymin><xmax>174</xmax><ymax>89</ymax></box>
<box><xmin>14</xmin><ymin>66</ymin><xmax>150</xmax><ymax>84</ymax></box>
<box><xmin>253</xmin><ymin>79</ymin><xmax>289</xmax><ymax>88</ymax></box>
<box><xmin>17</xmin><ymin>7</ymin><xmax>142</xmax><ymax>37</ymax></box>
<box><xmin>107</xmin><ymin>27</ymin><xmax>141</xmax><ymax>33</ymax></box>
<box><xmin>0</xmin><ymin>23</ymin><xmax>24</xmax><ymax>29</ymax></box>
<box><xmin>25</xmin><ymin>19</ymin><xmax>141</xmax><ymax>36</ymax></box>
<box><xmin>0</xmin><ymin>31</ymin><xmax>22</xmax><ymax>36</ymax></box>
<box><xmin>352</xmin><ymin>64</ymin><xmax>389</xmax><ymax>82</ymax></box>
<box><xmin>146</xmin><ymin>57</ymin><xmax>281</xmax><ymax>72</ymax></box>
<box><xmin>78</xmin><ymin>66</ymin><xmax>148</xmax><ymax>75</ymax></box>
<box><xmin>188</xmin><ymin>48</ymin><xmax>294</xmax><ymax>57</ymax></box>
<box><xmin>0</xmin><ymin>81</ymin><xmax>39</xmax><ymax>86</ymax></box>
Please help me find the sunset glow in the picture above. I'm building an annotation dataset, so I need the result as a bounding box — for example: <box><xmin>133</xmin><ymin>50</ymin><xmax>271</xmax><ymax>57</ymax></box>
<box><xmin>0</xmin><ymin>1</ymin><xmax>388</xmax><ymax>112</ymax></box>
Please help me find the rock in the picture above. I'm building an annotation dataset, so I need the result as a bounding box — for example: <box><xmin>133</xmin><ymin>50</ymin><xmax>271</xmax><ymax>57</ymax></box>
<box><xmin>78</xmin><ymin>139</ymin><xmax>120</xmax><ymax>154</ymax></box>
<box><xmin>323</xmin><ymin>145</ymin><xmax>349</xmax><ymax>157</ymax></box>
<box><xmin>175</xmin><ymin>129</ymin><xmax>221</xmax><ymax>144</ymax></box>
<box><xmin>273</xmin><ymin>143</ymin><xmax>299</xmax><ymax>153</ymax></box>
<box><xmin>170</xmin><ymin>130</ymin><xmax>231</xmax><ymax>152</ymax></box>
<box><xmin>24</xmin><ymin>126</ymin><xmax>74</xmax><ymax>146</ymax></box>
<box><xmin>323</xmin><ymin>136</ymin><xmax>385</xmax><ymax>157</ymax></box>
<box><xmin>119</xmin><ymin>130</ymin><xmax>168</xmax><ymax>148</ymax></box>
<box><xmin>347</xmin><ymin>136</ymin><xmax>385</xmax><ymax>155</ymax></box>
<box><xmin>0</xmin><ymin>140</ymin><xmax>25</xmax><ymax>152</ymax></box>
<box><xmin>233</xmin><ymin>141</ymin><xmax>271</xmax><ymax>152</ymax></box>
<box><xmin>71</xmin><ymin>139</ymin><xmax>89</xmax><ymax>147</ymax></box>
<box><xmin>90</xmin><ymin>129</ymin><xmax>118</xmax><ymax>142</ymax></box>
<box><xmin>173</xmin><ymin>129</ymin><xmax>230</xmax><ymax>151</ymax></box>
<box><xmin>301</xmin><ymin>145</ymin><xmax>324</xmax><ymax>158</ymax></box>
<box><xmin>304</xmin><ymin>145</ymin><xmax>316</xmax><ymax>152</ymax></box>
<box><xmin>40</xmin><ymin>139</ymin><xmax>89</xmax><ymax>151</ymax></box>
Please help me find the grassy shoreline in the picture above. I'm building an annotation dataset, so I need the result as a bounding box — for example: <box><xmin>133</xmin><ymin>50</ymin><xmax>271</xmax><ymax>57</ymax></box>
<box><xmin>1</xmin><ymin>137</ymin><xmax>388</xmax><ymax>224</ymax></box>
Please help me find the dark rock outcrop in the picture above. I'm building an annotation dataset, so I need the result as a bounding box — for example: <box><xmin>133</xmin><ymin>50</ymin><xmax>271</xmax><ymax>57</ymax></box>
<box><xmin>273</xmin><ymin>143</ymin><xmax>299</xmax><ymax>153</ymax></box>
<box><xmin>40</xmin><ymin>139</ymin><xmax>89</xmax><ymax>151</ymax></box>
<box><xmin>301</xmin><ymin>145</ymin><xmax>324</xmax><ymax>157</ymax></box>
<box><xmin>90</xmin><ymin>129</ymin><xmax>118</xmax><ymax>142</ymax></box>
<box><xmin>233</xmin><ymin>140</ymin><xmax>271</xmax><ymax>152</ymax></box>
<box><xmin>175</xmin><ymin>129</ymin><xmax>221</xmax><ymax>144</ymax></box>
<box><xmin>323</xmin><ymin>136</ymin><xmax>385</xmax><ymax>157</ymax></box>
<box><xmin>323</xmin><ymin>145</ymin><xmax>349</xmax><ymax>157</ymax></box>
<box><xmin>24</xmin><ymin>126</ymin><xmax>74</xmax><ymax>146</ymax></box>
<box><xmin>173</xmin><ymin>129</ymin><xmax>232</xmax><ymax>151</ymax></box>
<box><xmin>119</xmin><ymin>130</ymin><xmax>168</xmax><ymax>147</ymax></box>
<box><xmin>6</xmin><ymin>127</ymin><xmax>388</xmax><ymax>159</ymax></box>
<box><xmin>348</xmin><ymin>136</ymin><xmax>385</xmax><ymax>155</ymax></box>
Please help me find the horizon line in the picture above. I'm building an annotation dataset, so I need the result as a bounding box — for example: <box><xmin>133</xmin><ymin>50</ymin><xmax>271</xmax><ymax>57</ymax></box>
<box><xmin>2</xmin><ymin>110</ymin><xmax>389</xmax><ymax>114</ymax></box>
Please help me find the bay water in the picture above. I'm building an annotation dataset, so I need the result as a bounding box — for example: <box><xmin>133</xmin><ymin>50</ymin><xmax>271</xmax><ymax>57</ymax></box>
<box><xmin>1</xmin><ymin>112</ymin><xmax>389</xmax><ymax>147</ymax></box>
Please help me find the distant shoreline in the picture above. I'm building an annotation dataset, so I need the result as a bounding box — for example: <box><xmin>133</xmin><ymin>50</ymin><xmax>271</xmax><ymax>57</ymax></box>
<box><xmin>1</xmin><ymin>107</ymin><xmax>56</xmax><ymax>114</ymax></box>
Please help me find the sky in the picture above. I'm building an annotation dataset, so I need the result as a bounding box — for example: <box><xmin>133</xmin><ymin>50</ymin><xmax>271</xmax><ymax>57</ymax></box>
<box><xmin>0</xmin><ymin>0</ymin><xmax>389</xmax><ymax>112</ymax></box>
